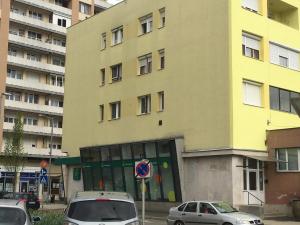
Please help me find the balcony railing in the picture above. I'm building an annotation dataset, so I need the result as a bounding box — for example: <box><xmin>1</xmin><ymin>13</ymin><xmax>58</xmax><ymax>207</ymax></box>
<box><xmin>3</xmin><ymin>122</ymin><xmax>62</xmax><ymax>136</ymax></box>
<box><xmin>6</xmin><ymin>77</ymin><xmax>64</xmax><ymax>96</ymax></box>
<box><xmin>15</xmin><ymin>0</ymin><xmax>72</xmax><ymax>17</ymax></box>
<box><xmin>10</xmin><ymin>11</ymin><xmax>67</xmax><ymax>35</ymax></box>
<box><xmin>4</xmin><ymin>100</ymin><xmax>63</xmax><ymax>116</ymax></box>
<box><xmin>7</xmin><ymin>55</ymin><xmax>65</xmax><ymax>75</ymax></box>
<box><xmin>8</xmin><ymin>33</ymin><xmax>66</xmax><ymax>55</ymax></box>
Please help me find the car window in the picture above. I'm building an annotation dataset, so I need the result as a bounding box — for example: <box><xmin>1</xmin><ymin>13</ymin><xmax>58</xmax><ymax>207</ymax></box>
<box><xmin>178</xmin><ymin>203</ymin><xmax>187</xmax><ymax>211</ymax></box>
<box><xmin>199</xmin><ymin>203</ymin><xmax>217</xmax><ymax>214</ymax></box>
<box><xmin>68</xmin><ymin>200</ymin><xmax>136</xmax><ymax>222</ymax></box>
<box><xmin>0</xmin><ymin>207</ymin><xmax>26</xmax><ymax>225</ymax></box>
<box><xmin>184</xmin><ymin>202</ymin><xmax>197</xmax><ymax>213</ymax></box>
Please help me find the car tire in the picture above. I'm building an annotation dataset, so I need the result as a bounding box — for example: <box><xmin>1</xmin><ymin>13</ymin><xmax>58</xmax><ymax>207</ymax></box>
<box><xmin>175</xmin><ymin>221</ymin><xmax>185</xmax><ymax>225</ymax></box>
<box><xmin>223</xmin><ymin>223</ymin><xmax>233</xmax><ymax>225</ymax></box>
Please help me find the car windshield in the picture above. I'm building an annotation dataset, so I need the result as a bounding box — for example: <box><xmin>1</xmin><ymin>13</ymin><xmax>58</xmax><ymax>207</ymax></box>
<box><xmin>68</xmin><ymin>200</ymin><xmax>136</xmax><ymax>222</ymax></box>
<box><xmin>0</xmin><ymin>207</ymin><xmax>26</xmax><ymax>225</ymax></box>
<box><xmin>212</xmin><ymin>202</ymin><xmax>238</xmax><ymax>213</ymax></box>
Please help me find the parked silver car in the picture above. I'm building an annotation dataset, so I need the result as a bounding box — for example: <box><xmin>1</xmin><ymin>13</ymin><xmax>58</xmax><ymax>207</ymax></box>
<box><xmin>167</xmin><ymin>201</ymin><xmax>264</xmax><ymax>225</ymax></box>
<box><xmin>64</xmin><ymin>191</ymin><xmax>139</xmax><ymax>225</ymax></box>
<box><xmin>0</xmin><ymin>199</ymin><xmax>41</xmax><ymax>225</ymax></box>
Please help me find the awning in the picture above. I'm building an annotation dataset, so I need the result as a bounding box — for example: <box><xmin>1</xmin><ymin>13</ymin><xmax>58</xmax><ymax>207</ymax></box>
<box><xmin>247</xmin><ymin>155</ymin><xmax>286</xmax><ymax>162</ymax></box>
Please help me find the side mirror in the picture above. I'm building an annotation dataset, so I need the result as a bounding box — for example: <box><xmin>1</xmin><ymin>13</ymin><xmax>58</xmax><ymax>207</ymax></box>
<box><xmin>32</xmin><ymin>216</ymin><xmax>41</xmax><ymax>223</ymax></box>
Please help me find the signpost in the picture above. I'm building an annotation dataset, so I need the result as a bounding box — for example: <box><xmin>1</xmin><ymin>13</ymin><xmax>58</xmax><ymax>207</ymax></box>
<box><xmin>135</xmin><ymin>159</ymin><xmax>152</xmax><ymax>225</ymax></box>
<box><xmin>40</xmin><ymin>168</ymin><xmax>48</xmax><ymax>185</ymax></box>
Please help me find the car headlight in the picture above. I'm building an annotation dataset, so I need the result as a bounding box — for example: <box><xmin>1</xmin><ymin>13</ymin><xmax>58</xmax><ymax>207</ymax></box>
<box><xmin>63</xmin><ymin>221</ymin><xmax>78</xmax><ymax>225</ymax></box>
<box><xmin>126</xmin><ymin>220</ymin><xmax>140</xmax><ymax>225</ymax></box>
<box><xmin>237</xmin><ymin>219</ymin><xmax>251</xmax><ymax>225</ymax></box>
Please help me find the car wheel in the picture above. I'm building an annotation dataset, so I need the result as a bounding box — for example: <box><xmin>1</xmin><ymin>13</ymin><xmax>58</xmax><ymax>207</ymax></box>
<box><xmin>175</xmin><ymin>221</ymin><xmax>185</xmax><ymax>225</ymax></box>
<box><xmin>223</xmin><ymin>223</ymin><xmax>233</xmax><ymax>225</ymax></box>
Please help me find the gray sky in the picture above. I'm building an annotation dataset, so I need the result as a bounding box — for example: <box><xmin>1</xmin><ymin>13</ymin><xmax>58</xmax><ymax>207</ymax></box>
<box><xmin>107</xmin><ymin>0</ymin><xmax>122</xmax><ymax>4</ymax></box>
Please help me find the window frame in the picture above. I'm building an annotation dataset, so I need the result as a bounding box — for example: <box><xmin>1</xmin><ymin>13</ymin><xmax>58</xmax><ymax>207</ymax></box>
<box><xmin>138</xmin><ymin>54</ymin><xmax>152</xmax><ymax>75</ymax></box>
<box><xmin>111</xmin><ymin>64</ymin><xmax>122</xmax><ymax>82</ymax></box>
<box><xmin>158</xmin><ymin>91</ymin><xmax>164</xmax><ymax>112</ymax></box>
<box><xmin>242</xmin><ymin>33</ymin><xmax>261</xmax><ymax>60</ymax></box>
<box><xmin>243</xmin><ymin>80</ymin><xmax>263</xmax><ymax>107</ymax></box>
<box><xmin>138</xmin><ymin>95</ymin><xmax>151</xmax><ymax>115</ymax></box>
<box><xmin>139</xmin><ymin>14</ymin><xmax>153</xmax><ymax>35</ymax></box>
<box><xmin>110</xmin><ymin>101</ymin><xmax>121</xmax><ymax>120</ymax></box>
<box><xmin>159</xmin><ymin>8</ymin><xmax>166</xmax><ymax>28</ymax></box>
<box><xmin>111</xmin><ymin>26</ymin><xmax>123</xmax><ymax>46</ymax></box>
<box><xmin>159</xmin><ymin>49</ymin><xmax>165</xmax><ymax>70</ymax></box>
<box><xmin>276</xmin><ymin>148</ymin><xmax>300</xmax><ymax>172</ymax></box>
<box><xmin>101</xmin><ymin>32</ymin><xmax>107</xmax><ymax>50</ymax></box>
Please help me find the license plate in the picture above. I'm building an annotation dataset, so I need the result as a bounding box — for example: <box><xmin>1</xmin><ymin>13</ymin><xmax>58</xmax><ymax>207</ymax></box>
<box><xmin>29</xmin><ymin>202</ymin><xmax>35</xmax><ymax>204</ymax></box>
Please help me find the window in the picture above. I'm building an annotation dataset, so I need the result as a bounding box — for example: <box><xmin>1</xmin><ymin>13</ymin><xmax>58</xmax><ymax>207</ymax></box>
<box><xmin>138</xmin><ymin>95</ymin><xmax>151</xmax><ymax>114</ymax></box>
<box><xmin>58</xmin><ymin>18</ymin><xmax>67</xmax><ymax>27</ymax></box>
<box><xmin>199</xmin><ymin>203</ymin><xmax>217</xmax><ymax>214</ymax></box>
<box><xmin>184</xmin><ymin>202</ymin><xmax>197</xmax><ymax>213</ymax></box>
<box><xmin>29</xmin><ymin>10</ymin><xmax>43</xmax><ymax>20</ymax></box>
<box><xmin>243</xmin><ymin>81</ymin><xmax>262</xmax><ymax>107</ymax></box>
<box><xmin>100</xmin><ymin>69</ymin><xmax>105</xmax><ymax>86</ymax></box>
<box><xmin>53</xmin><ymin>38</ymin><xmax>66</xmax><ymax>47</ymax></box>
<box><xmin>23</xmin><ymin>117</ymin><xmax>38</xmax><ymax>126</ymax></box>
<box><xmin>53</xmin><ymin>57</ymin><xmax>65</xmax><ymax>67</ymax></box>
<box><xmin>6</xmin><ymin>92</ymin><xmax>21</xmax><ymax>101</ymax></box>
<box><xmin>158</xmin><ymin>91</ymin><xmax>164</xmax><ymax>112</ymax></box>
<box><xmin>101</xmin><ymin>33</ymin><xmax>106</xmax><ymax>49</ymax></box>
<box><xmin>110</xmin><ymin>102</ymin><xmax>121</xmax><ymax>120</ymax></box>
<box><xmin>28</xmin><ymin>31</ymin><xmax>42</xmax><ymax>41</ymax></box>
<box><xmin>112</xmin><ymin>27</ymin><xmax>123</xmax><ymax>45</ymax></box>
<box><xmin>242</xmin><ymin>0</ymin><xmax>259</xmax><ymax>13</ymax></box>
<box><xmin>99</xmin><ymin>105</ymin><xmax>104</xmax><ymax>122</ymax></box>
<box><xmin>269</xmin><ymin>86</ymin><xmax>300</xmax><ymax>114</ymax></box>
<box><xmin>138</xmin><ymin>54</ymin><xmax>152</xmax><ymax>75</ymax></box>
<box><xmin>159</xmin><ymin>8</ymin><xmax>165</xmax><ymax>27</ymax></box>
<box><xmin>27</xmin><ymin>53</ymin><xmax>41</xmax><ymax>62</ymax></box>
<box><xmin>8</xmin><ymin>48</ymin><xmax>17</xmax><ymax>56</ymax></box>
<box><xmin>277</xmin><ymin>148</ymin><xmax>300</xmax><ymax>171</ymax></box>
<box><xmin>242</xmin><ymin>33</ymin><xmax>261</xmax><ymax>60</ymax></box>
<box><xmin>139</xmin><ymin>14</ymin><xmax>153</xmax><ymax>35</ymax></box>
<box><xmin>270</xmin><ymin>43</ymin><xmax>299</xmax><ymax>70</ymax></box>
<box><xmin>7</xmin><ymin>68</ymin><xmax>22</xmax><ymax>79</ymax></box>
<box><xmin>4</xmin><ymin>116</ymin><xmax>16</xmax><ymax>124</ymax></box>
<box><xmin>178</xmin><ymin>203</ymin><xmax>187</xmax><ymax>212</ymax></box>
<box><xmin>159</xmin><ymin>49</ymin><xmax>165</xmax><ymax>69</ymax></box>
<box><xmin>111</xmin><ymin>64</ymin><xmax>122</xmax><ymax>82</ymax></box>
<box><xmin>47</xmin><ymin>98</ymin><xmax>63</xmax><ymax>107</ymax></box>
<box><xmin>24</xmin><ymin>93</ymin><xmax>39</xmax><ymax>104</ymax></box>
<box><xmin>79</xmin><ymin>2</ymin><xmax>91</xmax><ymax>14</ymax></box>
<box><xmin>50</xmin><ymin>75</ymin><xmax>64</xmax><ymax>87</ymax></box>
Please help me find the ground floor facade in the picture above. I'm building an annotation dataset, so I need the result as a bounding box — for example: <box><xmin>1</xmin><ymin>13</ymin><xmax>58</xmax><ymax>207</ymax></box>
<box><xmin>63</xmin><ymin>134</ymin><xmax>300</xmax><ymax>216</ymax></box>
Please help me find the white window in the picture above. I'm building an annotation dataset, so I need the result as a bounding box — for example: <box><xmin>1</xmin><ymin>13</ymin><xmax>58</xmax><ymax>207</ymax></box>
<box><xmin>139</xmin><ymin>14</ymin><xmax>153</xmax><ymax>35</ymax></box>
<box><xmin>159</xmin><ymin>8</ymin><xmax>165</xmax><ymax>28</ymax></box>
<box><xmin>100</xmin><ymin>69</ymin><xmax>105</xmax><ymax>86</ymax></box>
<box><xmin>99</xmin><ymin>105</ymin><xmax>104</xmax><ymax>122</ymax></box>
<box><xmin>28</xmin><ymin>11</ymin><xmax>43</xmax><ymax>20</ymax></box>
<box><xmin>8</xmin><ymin>48</ymin><xmax>17</xmax><ymax>56</ymax></box>
<box><xmin>27</xmin><ymin>53</ymin><xmax>41</xmax><ymax>62</ymax></box>
<box><xmin>101</xmin><ymin>33</ymin><xmax>107</xmax><ymax>49</ymax></box>
<box><xmin>47</xmin><ymin>98</ymin><xmax>63</xmax><ymax>107</ymax></box>
<box><xmin>28</xmin><ymin>31</ymin><xmax>42</xmax><ymax>41</ymax></box>
<box><xmin>159</xmin><ymin>49</ymin><xmax>165</xmax><ymax>69</ymax></box>
<box><xmin>4</xmin><ymin>116</ymin><xmax>16</xmax><ymax>124</ymax></box>
<box><xmin>6</xmin><ymin>92</ymin><xmax>21</xmax><ymax>101</ymax></box>
<box><xmin>110</xmin><ymin>101</ymin><xmax>121</xmax><ymax>120</ymax></box>
<box><xmin>23</xmin><ymin>117</ymin><xmax>38</xmax><ymax>126</ymax></box>
<box><xmin>138</xmin><ymin>95</ymin><xmax>151</xmax><ymax>114</ymax></box>
<box><xmin>243</xmin><ymin>80</ymin><xmax>262</xmax><ymax>107</ymax></box>
<box><xmin>111</xmin><ymin>64</ymin><xmax>122</xmax><ymax>82</ymax></box>
<box><xmin>53</xmin><ymin>38</ymin><xmax>66</xmax><ymax>47</ymax></box>
<box><xmin>242</xmin><ymin>0</ymin><xmax>259</xmax><ymax>12</ymax></box>
<box><xmin>50</xmin><ymin>75</ymin><xmax>64</xmax><ymax>87</ymax></box>
<box><xmin>53</xmin><ymin>57</ymin><xmax>65</xmax><ymax>67</ymax></box>
<box><xmin>112</xmin><ymin>27</ymin><xmax>123</xmax><ymax>45</ymax></box>
<box><xmin>50</xmin><ymin>119</ymin><xmax>62</xmax><ymax>128</ymax></box>
<box><xmin>270</xmin><ymin>42</ymin><xmax>300</xmax><ymax>70</ymax></box>
<box><xmin>138</xmin><ymin>54</ymin><xmax>152</xmax><ymax>75</ymax></box>
<box><xmin>158</xmin><ymin>91</ymin><xmax>164</xmax><ymax>112</ymax></box>
<box><xmin>7</xmin><ymin>69</ymin><xmax>22</xmax><ymax>79</ymax></box>
<box><xmin>79</xmin><ymin>2</ymin><xmax>91</xmax><ymax>14</ymax></box>
<box><xmin>24</xmin><ymin>93</ymin><xmax>39</xmax><ymax>104</ymax></box>
<box><xmin>242</xmin><ymin>33</ymin><xmax>261</xmax><ymax>59</ymax></box>
<box><xmin>277</xmin><ymin>148</ymin><xmax>300</xmax><ymax>172</ymax></box>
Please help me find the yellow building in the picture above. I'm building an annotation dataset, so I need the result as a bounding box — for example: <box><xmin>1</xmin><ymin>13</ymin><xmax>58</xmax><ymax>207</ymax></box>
<box><xmin>62</xmin><ymin>0</ymin><xmax>300</xmax><ymax>214</ymax></box>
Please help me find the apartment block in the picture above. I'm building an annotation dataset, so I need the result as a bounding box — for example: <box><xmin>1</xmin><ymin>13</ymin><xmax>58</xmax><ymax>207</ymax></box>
<box><xmin>0</xmin><ymin>0</ymin><xmax>110</xmax><ymax>198</ymax></box>
<box><xmin>62</xmin><ymin>0</ymin><xmax>300</xmax><ymax>216</ymax></box>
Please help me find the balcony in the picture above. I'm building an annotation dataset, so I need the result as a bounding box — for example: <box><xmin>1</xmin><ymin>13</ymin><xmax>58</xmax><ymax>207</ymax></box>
<box><xmin>4</xmin><ymin>100</ymin><xmax>63</xmax><ymax>116</ymax></box>
<box><xmin>95</xmin><ymin>0</ymin><xmax>112</xmax><ymax>9</ymax></box>
<box><xmin>10</xmin><ymin>11</ymin><xmax>67</xmax><ymax>35</ymax></box>
<box><xmin>7</xmin><ymin>55</ymin><xmax>65</xmax><ymax>75</ymax></box>
<box><xmin>3</xmin><ymin>122</ymin><xmax>62</xmax><ymax>137</ymax></box>
<box><xmin>8</xmin><ymin>33</ymin><xmax>65</xmax><ymax>55</ymax></box>
<box><xmin>6</xmin><ymin>77</ymin><xmax>64</xmax><ymax>96</ymax></box>
<box><xmin>15</xmin><ymin>0</ymin><xmax>71</xmax><ymax>17</ymax></box>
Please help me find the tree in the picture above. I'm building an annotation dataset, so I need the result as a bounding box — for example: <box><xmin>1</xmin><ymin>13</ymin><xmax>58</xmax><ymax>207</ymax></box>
<box><xmin>1</xmin><ymin>113</ymin><xmax>26</xmax><ymax>196</ymax></box>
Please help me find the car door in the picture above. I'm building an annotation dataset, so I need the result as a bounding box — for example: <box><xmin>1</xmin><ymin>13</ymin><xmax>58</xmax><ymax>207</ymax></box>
<box><xmin>198</xmin><ymin>202</ymin><xmax>222</xmax><ymax>225</ymax></box>
<box><xmin>182</xmin><ymin>202</ymin><xmax>199</xmax><ymax>225</ymax></box>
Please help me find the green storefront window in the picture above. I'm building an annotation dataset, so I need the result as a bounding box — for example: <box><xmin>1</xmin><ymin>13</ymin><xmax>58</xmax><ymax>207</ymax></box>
<box><xmin>113</xmin><ymin>167</ymin><xmax>124</xmax><ymax>191</ymax></box>
<box><xmin>124</xmin><ymin>167</ymin><xmax>135</xmax><ymax>198</ymax></box>
<box><xmin>102</xmin><ymin>167</ymin><xmax>113</xmax><ymax>191</ymax></box>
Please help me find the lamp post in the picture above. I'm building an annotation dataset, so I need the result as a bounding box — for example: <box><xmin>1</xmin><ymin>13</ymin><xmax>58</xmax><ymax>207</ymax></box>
<box><xmin>38</xmin><ymin>114</ymin><xmax>54</xmax><ymax>203</ymax></box>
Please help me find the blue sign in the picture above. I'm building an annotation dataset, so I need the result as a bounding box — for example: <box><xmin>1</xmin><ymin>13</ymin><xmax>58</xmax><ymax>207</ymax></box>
<box><xmin>135</xmin><ymin>160</ymin><xmax>152</xmax><ymax>179</ymax></box>
<box><xmin>40</xmin><ymin>175</ymin><xmax>48</xmax><ymax>184</ymax></box>
<box><xmin>40</xmin><ymin>168</ymin><xmax>47</xmax><ymax>176</ymax></box>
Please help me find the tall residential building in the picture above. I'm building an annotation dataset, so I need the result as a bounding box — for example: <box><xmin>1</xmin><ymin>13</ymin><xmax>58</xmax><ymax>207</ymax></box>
<box><xmin>0</xmin><ymin>0</ymin><xmax>110</xmax><ymax>198</ymax></box>
<box><xmin>62</xmin><ymin>0</ymin><xmax>300</xmax><ymax>216</ymax></box>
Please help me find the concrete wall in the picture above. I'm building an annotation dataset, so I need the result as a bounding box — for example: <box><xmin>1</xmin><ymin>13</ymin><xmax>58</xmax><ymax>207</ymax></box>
<box><xmin>66</xmin><ymin>165</ymin><xmax>84</xmax><ymax>200</ymax></box>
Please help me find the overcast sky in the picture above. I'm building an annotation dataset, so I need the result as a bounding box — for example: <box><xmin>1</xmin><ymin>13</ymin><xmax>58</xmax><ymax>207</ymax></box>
<box><xmin>107</xmin><ymin>0</ymin><xmax>122</xmax><ymax>4</ymax></box>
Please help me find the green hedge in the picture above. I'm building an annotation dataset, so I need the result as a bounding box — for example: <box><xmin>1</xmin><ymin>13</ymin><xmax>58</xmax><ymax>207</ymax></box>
<box><xmin>30</xmin><ymin>210</ymin><xmax>64</xmax><ymax>225</ymax></box>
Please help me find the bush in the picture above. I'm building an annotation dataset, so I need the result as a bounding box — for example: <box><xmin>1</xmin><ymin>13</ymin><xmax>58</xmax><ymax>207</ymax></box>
<box><xmin>30</xmin><ymin>210</ymin><xmax>64</xmax><ymax>225</ymax></box>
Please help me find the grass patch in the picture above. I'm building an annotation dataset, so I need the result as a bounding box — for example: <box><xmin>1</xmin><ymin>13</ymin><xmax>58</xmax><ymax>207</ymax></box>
<box><xmin>30</xmin><ymin>210</ymin><xmax>64</xmax><ymax>225</ymax></box>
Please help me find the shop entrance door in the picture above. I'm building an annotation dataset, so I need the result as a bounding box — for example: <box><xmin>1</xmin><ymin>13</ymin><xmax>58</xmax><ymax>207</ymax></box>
<box><xmin>243</xmin><ymin>158</ymin><xmax>265</xmax><ymax>205</ymax></box>
<box><xmin>20</xmin><ymin>181</ymin><xmax>29</xmax><ymax>193</ymax></box>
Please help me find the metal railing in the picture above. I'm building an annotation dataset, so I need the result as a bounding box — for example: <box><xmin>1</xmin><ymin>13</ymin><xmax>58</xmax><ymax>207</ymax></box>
<box><xmin>243</xmin><ymin>191</ymin><xmax>264</xmax><ymax>206</ymax></box>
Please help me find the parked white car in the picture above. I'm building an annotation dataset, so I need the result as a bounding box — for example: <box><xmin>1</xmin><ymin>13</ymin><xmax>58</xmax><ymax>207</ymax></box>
<box><xmin>167</xmin><ymin>201</ymin><xmax>264</xmax><ymax>225</ymax></box>
<box><xmin>0</xmin><ymin>199</ymin><xmax>41</xmax><ymax>225</ymax></box>
<box><xmin>64</xmin><ymin>191</ymin><xmax>139</xmax><ymax>225</ymax></box>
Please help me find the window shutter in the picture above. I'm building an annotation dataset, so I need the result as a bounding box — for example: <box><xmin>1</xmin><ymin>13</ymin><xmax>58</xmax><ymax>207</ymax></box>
<box><xmin>288</xmin><ymin>50</ymin><xmax>299</xmax><ymax>70</ymax></box>
<box><xmin>244</xmin><ymin>36</ymin><xmax>260</xmax><ymax>50</ymax></box>
<box><xmin>244</xmin><ymin>82</ymin><xmax>261</xmax><ymax>107</ymax></box>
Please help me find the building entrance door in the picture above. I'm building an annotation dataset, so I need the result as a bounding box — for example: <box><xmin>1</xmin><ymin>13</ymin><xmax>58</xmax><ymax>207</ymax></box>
<box><xmin>243</xmin><ymin>158</ymin><xmax>265</xmax><ymax>205</ymax></box>
<box><xmin>20</xmin><ymin>181</ymin><xmax>29</xmax><ymax>193</ymax></box>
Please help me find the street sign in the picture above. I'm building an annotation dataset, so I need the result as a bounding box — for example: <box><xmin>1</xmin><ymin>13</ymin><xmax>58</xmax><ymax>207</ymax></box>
<box><xmin>135</xmin><ymin>159</ymin><xmax>152</xmax><ymax>179</ymax></box>
<box><xmin>40</xmin><ymin>168</ymin><xmax>47</xmax><ymax>176</ymax></box>
<box><xmin>40</xmin><ymin>175</ymin><xmax>48</xmax><ymax>184</ymax></box>
<box><xmin>40</xmin><ymin>160</ymin><xmax>48</xmax><ymax>169</ymax></box>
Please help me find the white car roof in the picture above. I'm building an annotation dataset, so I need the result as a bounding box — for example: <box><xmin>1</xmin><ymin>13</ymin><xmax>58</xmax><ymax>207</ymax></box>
<box><xmin>72</xmin><ymin>191</ymin><xmax>134</xmax><ymax>203</ymax></box>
